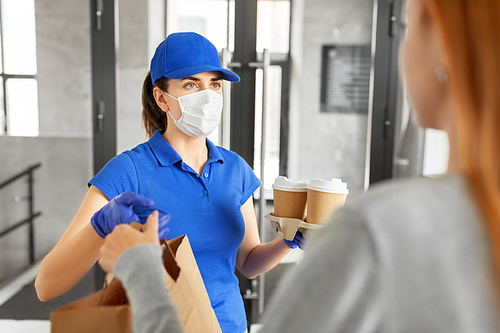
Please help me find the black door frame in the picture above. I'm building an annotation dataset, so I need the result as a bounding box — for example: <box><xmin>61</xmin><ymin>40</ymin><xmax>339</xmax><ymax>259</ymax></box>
<box><xmin>366</xmin><ymin>0</ymin><xmax>403</xmax><ymax>186</ymax></box>
<box><xmin>90</xmin><ymin>0</ymin><xmax>118</xmax><ymax>290</ymax></box>
<box><xmin>230</xmin><ymin>0</ymin><xmax>258</xmax><ymax>166</ymax></box>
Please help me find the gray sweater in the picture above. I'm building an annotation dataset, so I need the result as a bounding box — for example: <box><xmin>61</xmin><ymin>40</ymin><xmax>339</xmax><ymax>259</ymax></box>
<box><xmin>114</xmin><ymin>244</ymin><xmax>183</xmax><ymax>333</ymax></box>
<box><xmin>260</xmin><ymin>175</ymin><xmax>499</xmax><ymax>332</ymax></box>
<box><xmin>114</xmin><ymin>175</ymin><xmax>499</xmax><ymax>333</ymax></box>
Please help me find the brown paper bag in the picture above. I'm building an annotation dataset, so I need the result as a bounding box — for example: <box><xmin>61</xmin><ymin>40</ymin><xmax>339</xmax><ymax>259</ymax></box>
<box><xmin>51</xmin><ymin>234</ymin><xmax>221</xmax><ymax>333</ymax></box>
<box><xmin>161</xmin><ymin>235</ymin><xmax>221</xmax><ymax>332</ymax></box>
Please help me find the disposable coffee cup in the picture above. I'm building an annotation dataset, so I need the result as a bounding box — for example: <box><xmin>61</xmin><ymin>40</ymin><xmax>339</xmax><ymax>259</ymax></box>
<box><xmin>306</xmin><ymin>178</ymin><xmax>348</xmax><ymax>225</ymax></box>
<box><xmin>272</xmin><ymin>176</ymin><xmax>308</xmax><ymax>220</ymax></box>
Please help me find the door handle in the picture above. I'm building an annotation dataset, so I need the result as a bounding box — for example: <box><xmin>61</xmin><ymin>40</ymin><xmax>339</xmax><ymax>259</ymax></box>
<box><xmin>255</xmin><ymin>49</ymin><xmax>270</xmax><ymax>242</ymax></box>
<box><xmin>221</xmin><ymin>49</ymin><xmax>235</xmax><ymax>150</ymax></box>
<box><xmin>227</xmin><ymin>62</ymin><xmax>242</xmax><ymax>68</ymax></box>
<box><xmin>95</xmin><ymin>0</ymin><xmax>104</xmax><ymax>31</ymax></box>
<box><xmin>254</xmin><ymin>49</ymin><xmax>270</xmax><ymax>315</ymax></box>
<box><xmin>222</xmin><ymin>48</ymin><xmax>271</xmax><ymax>314</ymax></box>
<box><xmin>96</xmin><ymin>100</ymin><xmax>105</xmax><ymax>133</ymax></box>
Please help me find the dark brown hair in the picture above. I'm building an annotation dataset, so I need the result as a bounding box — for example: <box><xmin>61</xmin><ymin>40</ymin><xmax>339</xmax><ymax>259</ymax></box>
<box><xmin>142</xmin><ymin>71</ymin><xmax>170</xmax><ymax>138</ymax></box>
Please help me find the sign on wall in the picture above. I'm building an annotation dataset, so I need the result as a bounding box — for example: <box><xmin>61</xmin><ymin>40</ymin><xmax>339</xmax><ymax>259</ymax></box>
<box><xmin>320</xmin><ymin>45</ymin><xmax>371</xmax><ymax>114</ymax></box>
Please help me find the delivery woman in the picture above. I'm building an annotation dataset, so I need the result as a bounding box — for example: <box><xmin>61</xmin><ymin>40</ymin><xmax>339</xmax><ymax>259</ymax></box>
<box><xmin>35</xmin><ymin>32</ymin><xmax>303</xmax><ymax>333</ymax></box>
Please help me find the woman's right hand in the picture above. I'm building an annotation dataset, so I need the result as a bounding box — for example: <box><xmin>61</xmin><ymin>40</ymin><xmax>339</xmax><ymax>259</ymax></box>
<box><xmin>91</xmin><ymin>191</ymin><xmax>155</xmax><ymax>238</ymax></box>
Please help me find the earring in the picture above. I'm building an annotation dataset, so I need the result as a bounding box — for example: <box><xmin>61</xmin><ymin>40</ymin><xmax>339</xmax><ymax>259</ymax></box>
<box><xmin>434</xmin><ymin>65</ymin><xmax>448</xmax><ymax>83</ymax></box>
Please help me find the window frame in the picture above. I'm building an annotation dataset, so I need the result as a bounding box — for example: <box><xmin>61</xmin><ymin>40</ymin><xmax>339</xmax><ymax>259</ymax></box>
<box><xmin>0</xmin><ymin>0</ymin><xmax>39</xmax><ymax>136</ymax></box>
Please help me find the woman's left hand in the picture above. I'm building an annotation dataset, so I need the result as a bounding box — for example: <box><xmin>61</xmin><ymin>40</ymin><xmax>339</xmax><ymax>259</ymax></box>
<box><xmin>284</xmin><ymin>231</ymin><xmax>306</xmax><ymax>250</ymax></box>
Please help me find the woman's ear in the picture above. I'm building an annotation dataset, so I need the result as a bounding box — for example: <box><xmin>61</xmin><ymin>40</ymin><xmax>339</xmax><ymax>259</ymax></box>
<box><xmin>153</xmin><ymin>87</ymin><xmax>169</xmax><ymax>113</ymax></box>
<box><xmin>421</xmin><ymin>0</ymin><xmax>448</xmax><ymax>71</ymax></box>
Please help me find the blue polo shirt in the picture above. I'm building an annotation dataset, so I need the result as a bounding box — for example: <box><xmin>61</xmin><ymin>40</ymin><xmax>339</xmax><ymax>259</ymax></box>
<box><xmin>89</xmin><ymin>130</ymin><xmax>261</xmax><ymax>333</ymax></box>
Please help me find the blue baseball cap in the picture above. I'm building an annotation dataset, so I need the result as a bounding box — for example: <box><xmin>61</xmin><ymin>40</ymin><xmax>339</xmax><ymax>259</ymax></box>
<box><xmin>150</xmin><ymin>32</ymin><xmax>240</xmax><ymax>84</ymax></box>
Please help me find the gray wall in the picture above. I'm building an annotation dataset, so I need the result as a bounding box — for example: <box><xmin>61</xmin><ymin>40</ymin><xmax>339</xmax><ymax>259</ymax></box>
<box><xmin>289</xmin><ymin>0</ymin><xmax>373</xmax><ymax>197</ymax></box>
<box><xmin>36</xmin><ymin>0</ymin><xmax>92</xmax><ymax>136</ymax></box>
<box><xmin>117</xmin><ymin>0</ymin><xmax>167</xmax><ymax>154</ymax></box>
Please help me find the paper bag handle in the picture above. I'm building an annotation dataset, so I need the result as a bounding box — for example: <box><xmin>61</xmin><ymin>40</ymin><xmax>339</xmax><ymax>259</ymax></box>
<box><xmin>97</xmin><ymin>278</ymin><xmax>109</xmax><ymax>306</ymax></box>
<box><xmin>161</xmin><ymin>238</ymin><xmax>181</xmax><ymax>281</ymax></box>
<box><xmin>131</xmin><ymin>223</ymin><xmax>181</xmax><ymax>281</ymax></box>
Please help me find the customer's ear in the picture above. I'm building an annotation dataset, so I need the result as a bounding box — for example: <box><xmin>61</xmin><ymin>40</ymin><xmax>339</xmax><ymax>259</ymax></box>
<box><xmin>420</xmin><ymin>0</ymin><xmax>448</xmax><ymax>71</ymax></box>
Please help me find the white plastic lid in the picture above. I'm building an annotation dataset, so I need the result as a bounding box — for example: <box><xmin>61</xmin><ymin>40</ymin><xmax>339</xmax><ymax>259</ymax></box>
<box><xmin>272</xmin><ymin>176</ymin><xmax>308</xmax><ymax>192</ymax></box>
<box><xmin>307</xmin><ymin>178</ymin><xmax>349</xmax><ymax>194</ymax></box>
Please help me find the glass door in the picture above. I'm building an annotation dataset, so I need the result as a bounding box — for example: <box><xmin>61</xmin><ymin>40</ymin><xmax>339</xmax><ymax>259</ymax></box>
<box><xmin>254</xmin><ymin>0</ymin><xmax>291</xmax><ymax>199</ymax></box>
<box><xmin>164</xmin><ymin>1</ymin><xmax>289</xmax><ymax>187</ymax></box>
<box><xmin>165</xmin><ymin>0</ymin><xmax>292</xmax><ymax>323</ymax></box>
<box><xmin>165</xmin><ymin>0</ymin><xmax>234</xmax><ymax>148</ymax></box>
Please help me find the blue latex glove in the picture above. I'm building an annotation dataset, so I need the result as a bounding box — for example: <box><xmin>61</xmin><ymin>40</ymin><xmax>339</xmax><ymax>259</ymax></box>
<box><xmin>284</xmin><ymin>231</ymin><xmax>305</xmax><ymax>250</ymax></box>
<box><xmin>91</xmin><ymin>191</ymin><xmax>155</xmax><ymax>238</ymax></box>
<box><xmin>129</xmin><ymin>213</ymin><xmax>171</xmax><ymax>240</ymax></box>
<box><xmin>157</xmin><ymin>214</ymin><xmax>171</xmax><ymax>240</ymax></box>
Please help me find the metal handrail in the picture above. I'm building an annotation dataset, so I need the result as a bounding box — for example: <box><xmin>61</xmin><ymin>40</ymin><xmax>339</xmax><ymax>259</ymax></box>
<box><xmin>0</xmin><ymin>163</ymin><xmax>41</xmax><ymax>189</ymax></box>
<box><xmin>0</xmin><ymin>163</ymin><xmax>42</xmax><ymax>264</ymax></box>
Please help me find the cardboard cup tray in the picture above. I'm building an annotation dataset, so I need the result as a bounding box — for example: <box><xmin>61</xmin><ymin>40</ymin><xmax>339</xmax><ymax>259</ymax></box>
<box><xmin>266</xmin><ymin>213</ymin><xmax>323</xmax><ymax>241</ymax></box>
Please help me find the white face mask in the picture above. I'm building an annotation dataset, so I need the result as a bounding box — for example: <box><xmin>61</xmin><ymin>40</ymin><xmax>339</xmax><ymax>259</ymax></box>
<box><xmin>166</xmin><ymin>89</ymin><xmax>223</xmax><ymax>138</ymax></box>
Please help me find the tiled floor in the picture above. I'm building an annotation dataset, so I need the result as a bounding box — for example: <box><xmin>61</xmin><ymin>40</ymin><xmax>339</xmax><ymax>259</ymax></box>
<box><xmin>0</xmin><ymin>319</ymin><xmax>51</xmax><ymax>333</ymax></box>
<box><xmin>0</xmin><ymin>264</ymin><xmax>96</xmax><ymax>333</ymax></box>
<box><xmin>0</xmin><ymin>264</ymin><xmax>95</xmax><ymax>320</ymax></box>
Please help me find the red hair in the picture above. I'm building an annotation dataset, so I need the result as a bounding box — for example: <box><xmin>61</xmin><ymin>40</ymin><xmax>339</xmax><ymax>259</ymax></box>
<box><xmin>424</xmin><ymin>0</ymin><xmax>500</xmax><ymax>276</ymax></box>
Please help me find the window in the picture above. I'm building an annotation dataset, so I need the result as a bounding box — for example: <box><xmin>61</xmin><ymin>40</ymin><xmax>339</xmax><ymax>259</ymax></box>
<box><xmin>165</xmin><ymin>0</ymin><xmax>234</xmax><ymax>148</ymax></box>
<box><xmin>254</xmin><ymin>0</ymin><xmax>290</xmax><ymax>192</ymax></box>
<box><xmin>0</xmin><ymin>0</ymin><xmax>39</xmax><ymax>136</ymax></box>
<box><xmin>256</xmin><ymin>0</ymin><xmax>290</xmax><ymax>54</ymax></box>
<box><xmin>164</xmin><ymin>0</ymin><xmax>291</xmax><ymax>189</ymax></box>
<box><xmin>165</xmin><ymin>0</ymin><xmax>232</xmax><ymax>52</ymax></box>
<box><xmin>423</xmin><ymin>129</ymin><xmax>449</xmax><ymax>176</ymax></box>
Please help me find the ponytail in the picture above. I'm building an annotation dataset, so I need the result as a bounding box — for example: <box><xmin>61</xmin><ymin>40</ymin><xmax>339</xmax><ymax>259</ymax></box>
<box><xmin>142</xmin><ymin>71</ymin><xmax>169</xmax><ymax>138</ymax></box>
